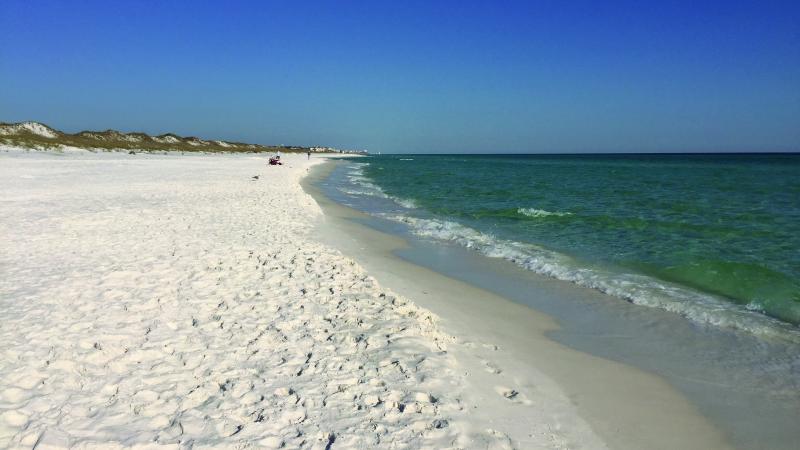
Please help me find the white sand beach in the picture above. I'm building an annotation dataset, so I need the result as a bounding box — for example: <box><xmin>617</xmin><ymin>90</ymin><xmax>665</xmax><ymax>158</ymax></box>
<box><xmin>0</xmin><ymin>149</ymin><xmax>725</xmax><ymax>449</ymax></box>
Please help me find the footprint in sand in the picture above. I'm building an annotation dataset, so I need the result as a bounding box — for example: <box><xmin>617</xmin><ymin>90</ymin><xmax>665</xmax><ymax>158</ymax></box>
<box><xmin>494</xmin><ymin>386</ymin><xmax>532</xmax><ymax>405</ymax></box>
<box><xmin>462</xmin><ymin>341</ymin><xmax>500</xmax><ymax>351</ymax></box>
<box><xmin>485</xmin><ymin>428</ymin><xmax>516</xmax><ymax>450</ymax></box>
<box><xmin>481</xmin><ymin>359</ymin><xmax>502</xmax><ymax>374</ymax></box>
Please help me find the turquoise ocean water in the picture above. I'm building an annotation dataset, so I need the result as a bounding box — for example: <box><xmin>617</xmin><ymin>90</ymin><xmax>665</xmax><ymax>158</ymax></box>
<box><xmin>339</xmin><ymin>154</ymin><xmax>800</xmax><ymax>341</ymax></box>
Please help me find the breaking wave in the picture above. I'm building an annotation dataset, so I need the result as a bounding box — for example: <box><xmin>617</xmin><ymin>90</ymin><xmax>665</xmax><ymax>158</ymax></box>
<box><xmin>517</xmin><ymin>208</ymin><xmax>573</xmax><ymax>218</ymax></box>
<box><xmin>341</xmin><ymin>164</ymin><xmax>417</xmax><ymax>209</ymax></box>
<box><xmin>379</xmin><ymin>214</ymin><xmax>800</xmax><ymax>343</ymax></box>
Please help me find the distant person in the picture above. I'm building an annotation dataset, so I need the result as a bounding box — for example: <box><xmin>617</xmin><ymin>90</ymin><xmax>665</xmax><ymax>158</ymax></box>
<box><xmin>307</xmin><ymin>150</ymin><xmax>311</xmax><ymax>160</ymax></box>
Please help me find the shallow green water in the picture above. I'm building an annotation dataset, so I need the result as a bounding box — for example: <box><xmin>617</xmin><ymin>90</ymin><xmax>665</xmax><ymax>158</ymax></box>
<box><xmin>354</xmin><ymin>154</ymin><xmax>800</xmax><ymax>329</ymax></box>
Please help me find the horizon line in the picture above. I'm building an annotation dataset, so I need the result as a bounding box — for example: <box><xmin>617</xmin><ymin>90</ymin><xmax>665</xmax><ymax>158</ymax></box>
<box><xmin>378</xmin><ymin>151</ymin><xmax>800</xmax><ymax>155</ymax></box>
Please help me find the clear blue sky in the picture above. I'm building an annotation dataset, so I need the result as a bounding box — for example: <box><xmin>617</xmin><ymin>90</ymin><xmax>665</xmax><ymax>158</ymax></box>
<box><xmin>1</xmin><ymin>0</ymin><xmax>798</xmax><ymax>153</ymax></box>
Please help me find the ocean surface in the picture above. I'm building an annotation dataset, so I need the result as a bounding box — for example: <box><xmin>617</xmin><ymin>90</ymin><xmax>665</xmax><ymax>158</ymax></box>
<box><xmin>337</xmin><ymin>153</ymin><xmax>800</xmax><ymax>342</ymax></box>
<box><xmin>316</xmin><ymin>153</ymin><xmax>800</xmax><ymax>448</ymax></box>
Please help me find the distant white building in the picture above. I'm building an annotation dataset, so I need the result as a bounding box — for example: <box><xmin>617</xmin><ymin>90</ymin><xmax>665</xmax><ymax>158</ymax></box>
<box><xmin>309</xmin><ymin>146</ymin><xmax>369</xmax><ymax>154</ymax></box>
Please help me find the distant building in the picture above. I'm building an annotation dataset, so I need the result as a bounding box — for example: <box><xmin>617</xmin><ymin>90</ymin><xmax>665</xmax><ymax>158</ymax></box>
<box><xmin>309</xmin><ymin>146</ymin><xmax>369</xmax><ymax>155</ymax></box>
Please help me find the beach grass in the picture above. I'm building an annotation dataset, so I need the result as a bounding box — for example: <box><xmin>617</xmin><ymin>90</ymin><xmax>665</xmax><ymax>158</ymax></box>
<box><xmin>0</xmin><ymin>121</ymin><xmax>320</xmax><ymax>154</ymax></box>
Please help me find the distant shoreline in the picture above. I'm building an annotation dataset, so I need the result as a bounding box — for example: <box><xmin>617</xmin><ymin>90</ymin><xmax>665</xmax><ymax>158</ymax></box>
<box><xmin>0</xmin><ymin>120</ymin><xmax>366</xmax><ymax>155</ymax></box>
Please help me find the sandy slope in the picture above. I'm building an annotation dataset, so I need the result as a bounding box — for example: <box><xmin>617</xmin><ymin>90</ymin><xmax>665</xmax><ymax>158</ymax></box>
<box><xmin>0</xmin><ymin>150</ymin><xmax>604</xmax><ymax>449</ymax></box>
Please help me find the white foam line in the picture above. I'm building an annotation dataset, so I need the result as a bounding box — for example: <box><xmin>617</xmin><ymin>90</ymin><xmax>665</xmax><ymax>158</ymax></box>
<box><xmin>342</xmin><ymin>170</ymin><xmax>417</xmax><ymax>209</ymax></box>
<box><xmin>379</xmin><ymin>214</ymin><xmax>800</xmax><ymax>343</ymax></box>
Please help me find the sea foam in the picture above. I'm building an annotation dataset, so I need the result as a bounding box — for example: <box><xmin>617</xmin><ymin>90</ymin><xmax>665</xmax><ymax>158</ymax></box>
<box><xmin>517</xmin><ymin>208</ymin><xmax>572</xmax><ymax>218</ymax></box>
<box><xmin>380</xmin><ymin>213</ymin><xmax>800</xmax><ymax>343</ymax></box>
<box><xmin>342</xmin><ymin>165</ymin><xmax>417</xmax><ymax>209</ymax></box>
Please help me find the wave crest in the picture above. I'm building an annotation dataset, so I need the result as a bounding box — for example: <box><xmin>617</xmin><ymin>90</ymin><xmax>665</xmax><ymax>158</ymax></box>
<box><xmin>341</xmin><ymin>165</ymin><xmax>417</xmax><ymax>209</ymax></box>
<box><xmin>517</xmin><ymin>208</ymin><xmax>572</xmax><ymax>218</ymax></box>
<box><xmin>379</xmin><ymin>214</ymin><xmax>800</xmax><ymax>343</ymax></box>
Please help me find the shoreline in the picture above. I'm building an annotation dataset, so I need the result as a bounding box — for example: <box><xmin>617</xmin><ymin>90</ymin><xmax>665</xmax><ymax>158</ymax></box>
<box><xmin>303</xmin><ymin>158</ymin><xmax>731</xmax><ymax>450</ymax></box>
<box><xmin>0</xmin><ymin>148</ymin><xmax>728</xmax><ymax>449</ymax></box>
